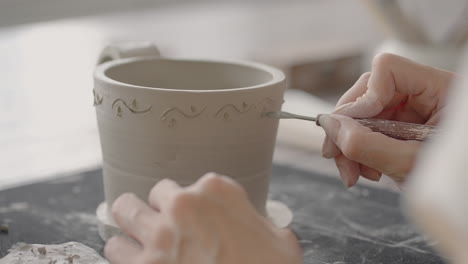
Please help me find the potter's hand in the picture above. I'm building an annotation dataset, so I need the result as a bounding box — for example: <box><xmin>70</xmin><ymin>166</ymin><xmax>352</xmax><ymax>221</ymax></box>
<box><xmin>104</xmin><ymin>173</ymin><xmax>302</xmax><ymax>264</ymax></box>
<box><xmin>321</xmin><ymin>53</ymin><xmax>455</xmax><ymax>187</ymax></box>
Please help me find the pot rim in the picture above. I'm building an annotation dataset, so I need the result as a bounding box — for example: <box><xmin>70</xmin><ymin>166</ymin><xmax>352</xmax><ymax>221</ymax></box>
<box><xmin>94</xmin><ymin>57</ymin><xmax>285</xmax><ymax>93</ymax></box>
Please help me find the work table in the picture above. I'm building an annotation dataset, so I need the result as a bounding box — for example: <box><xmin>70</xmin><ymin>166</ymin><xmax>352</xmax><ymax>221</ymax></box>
<box><xmin>0</xmin><ymin>164</ymin><xmax>444</xmax><ymax>263</ymax></box>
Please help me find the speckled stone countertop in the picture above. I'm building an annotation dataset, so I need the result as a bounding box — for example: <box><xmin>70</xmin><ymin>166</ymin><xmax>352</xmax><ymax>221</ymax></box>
<box><xmin>0</xmin><ymin>165</ymin><xmax>445</xmax><ymax>264</ymax></box>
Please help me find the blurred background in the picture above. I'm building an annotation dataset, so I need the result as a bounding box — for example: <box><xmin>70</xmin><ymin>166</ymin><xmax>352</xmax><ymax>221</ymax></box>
<box><xmin>1</xmin><ymin>0</ymin><xmax>467</xmax><ymax>189</ymax></box>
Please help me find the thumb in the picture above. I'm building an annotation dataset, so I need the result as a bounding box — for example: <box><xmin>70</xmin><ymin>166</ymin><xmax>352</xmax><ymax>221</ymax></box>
<box><xmin>318</xmin><ymin>114</ymin><xmax>420</xmax><ymax>182</ymax></box>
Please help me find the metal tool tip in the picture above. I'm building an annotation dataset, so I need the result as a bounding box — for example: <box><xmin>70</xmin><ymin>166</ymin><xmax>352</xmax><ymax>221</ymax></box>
<box><xmin>265</xmin><ymin>111</ymin><xmax>281</xmax><ymax>119</ymax></box>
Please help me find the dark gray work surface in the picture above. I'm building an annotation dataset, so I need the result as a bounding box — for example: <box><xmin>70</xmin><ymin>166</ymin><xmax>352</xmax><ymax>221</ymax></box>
<box><xmin>0</xmin><ymin>165</ymin><xmax>445</xmax><ymax>264</ymax></box>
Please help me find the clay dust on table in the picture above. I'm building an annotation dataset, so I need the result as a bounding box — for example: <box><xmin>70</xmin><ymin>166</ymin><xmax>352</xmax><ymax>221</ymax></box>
<box><xmin>0</xmin><ymin>242</ymin><xmax>107</xmax><ymax>264</ymax></box>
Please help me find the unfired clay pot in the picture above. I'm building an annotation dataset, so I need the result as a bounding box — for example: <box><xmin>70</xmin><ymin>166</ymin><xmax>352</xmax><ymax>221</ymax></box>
<box><xmin>93</xmin><ymin>42</ymin><xmax>286</xmax><ymax>228</ymax></box>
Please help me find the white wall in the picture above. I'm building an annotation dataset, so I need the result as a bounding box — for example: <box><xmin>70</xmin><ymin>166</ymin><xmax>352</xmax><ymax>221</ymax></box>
<box><xmin>0</xmin><ymin>0</ymin><xmax>170</xmax><ymax>27</ymax></box>
<box><xmin>0</xmin><ymin>0</ymin><xmax>306</xmax><ymax>28</ymax></box>
<box><xmin>2</xmin><ymin>0</ymin><xmax>467</xmax><ymax>30</ymax></box>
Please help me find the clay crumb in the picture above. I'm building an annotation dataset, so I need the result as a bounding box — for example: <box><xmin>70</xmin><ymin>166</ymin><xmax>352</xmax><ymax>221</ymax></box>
<box><xmin>0</xmin><ymin>224</ymin><xmax>8</xmax><ymax>233</ymax></box>
<box><xmin>38</xmin><ymin>247</ymin><xmax>47</xmax><ymax>255</ymax></box>
<box><xmin>66</xmin><ymin>254</ymin><xmax>80</xmax><ymax>263</ymax></box>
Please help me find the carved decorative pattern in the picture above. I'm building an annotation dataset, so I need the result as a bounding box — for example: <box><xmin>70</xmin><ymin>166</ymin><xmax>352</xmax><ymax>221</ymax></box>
<box><xmin>257</xmin><ymin>98</ymin><xmax>275</xmax><ymax>117</ymax></box>
<box><xmin>93</xmin><ymin>89</ymin><xmax>103</xmax><ymax>106</ymax></box>
<box><xmin>214</xmin><ymin>98</ymin><xmax>275</xmax><ymax>121</ymax></box>
<box><xmin>214</xmin><ymin>102</ymin><xmax>252</xmax><ymax>121</ymax></box>
<box><xmin>100</xmin><ymin>95</ymin><xmax>276</xmax><ymax>122</ymax></box>
<box><xmin>160</xmin><ymin>106</ymin><xmax>206</xmax><ymax>127</ymax></box>
<box><xmin>112</xmin><ymin>98</ymin><xmax>152</xmax><ymax>117</ymax></box>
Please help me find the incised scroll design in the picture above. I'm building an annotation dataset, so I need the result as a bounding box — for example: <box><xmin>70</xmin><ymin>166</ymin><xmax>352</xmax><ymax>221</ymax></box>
<box><xmin>112</xmin><ymin>98</ymin><xmax>152</xmax><ymax>117</ymax></box>
<box><xmin>160</xmin><ymin>105</ymin><xmax>206</xmax><ymax>127</ymax></box>
<box><xmin>214</xmin><ymin>102</ymin><xmax>252</xmax><ymax>121</ymax></box>
<box><xmin>214</xmin><ymin>98</ymin><xmax>275</xmax><ymax>121</ymax></box>
<box><xmin>257</xmin><ymin>98</ymin><xmax>275</xmax><ymax>117</ymax></box>
<box><xmin>97</xmin><ymin>94</ymin><xmax>276</xmax><ymax>123</ymax></box>
<box><xmin>93</xmin><ymin>89</ymin><xmax>103</xmax><ymax>106</ymax></box>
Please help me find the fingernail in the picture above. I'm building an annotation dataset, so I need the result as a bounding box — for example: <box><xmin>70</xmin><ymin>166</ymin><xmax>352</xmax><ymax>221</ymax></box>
<box><xmin>318</xmin><ymin>115</ymin><xmax>340</xmax><ymax>143</ymax></box>
<box><xmin>322</xmin><ymin>138</ymin><xmax>333</xmax><ymax>158</ymax></box>
<box><xmin>370</xmin><ymin>171</ymin><xmax>380</xmax><ymax>181</ymax></box>
<box><xmin>374</xmin><ymin>172</ymin><xmax>382</xmax><ymax>182</ymax></box>
<box><xmin>371</xmin><ymin>171</ymin><xmax>383</xmax><ymax>182</ymax></box>
<box><xmin>335</xmin><ymin>163</ymin><xmax>350</xmax><ymax>188</ymax></box>
<box><xmin>377</xmin><ymin>173</ymin><xmax>383</xmax><ymax>182</ymax></box>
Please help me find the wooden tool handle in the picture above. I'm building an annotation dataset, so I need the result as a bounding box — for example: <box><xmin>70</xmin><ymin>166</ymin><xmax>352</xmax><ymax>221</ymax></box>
<box><xmin>357</xmin><ymin>118</ymin><xmax>437</xmax><ymax>141</ymax></box>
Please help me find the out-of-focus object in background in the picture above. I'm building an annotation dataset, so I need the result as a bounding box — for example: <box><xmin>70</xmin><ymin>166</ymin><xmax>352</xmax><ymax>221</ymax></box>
<box><xmin>443</xmin><ymin>4</ymin><xmax>468</xmax><ymax>48</ymax></box>
<box><xmin>361</xmin><ymin>0</ymin><xmax>428</xmax><ymax>44</ymax></box>
<box><xmin>374</xmin><ymin>40</ymin><xmax>462</xmax><ymax>71</ymax></box>
<box><xmin>287</xmin><ymin>53</ymin><xmax>361</xmax><ymax>100</ymax></box>
<box><xmin>253</xmin><ymin>42</ymin><xmax>363</xmax><ymax>102</ymax></box>
<box><xmin>404</xmin><ymin>56</ymin><xmax>468</xmax><ymax>264</ymax></box>
<box><xmin>363</xmin><ymin>0</ymin><xmax>468</xmax><ymax>71</ymax></box>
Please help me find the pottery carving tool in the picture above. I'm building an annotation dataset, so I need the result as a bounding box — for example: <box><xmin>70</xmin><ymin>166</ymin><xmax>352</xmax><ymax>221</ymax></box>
<box><xmin>266</xmin><ymin>111</ymin><xmax>437</xmax><ymax>141</ymax></box>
